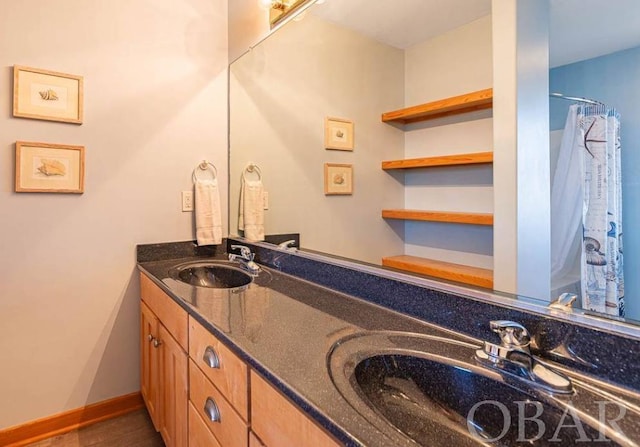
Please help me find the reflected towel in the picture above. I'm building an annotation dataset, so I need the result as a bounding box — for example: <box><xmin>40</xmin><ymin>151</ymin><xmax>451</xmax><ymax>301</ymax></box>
<box><xmin>195</xmin><ymin>179</ymin><xmax>222</xmax><ymax>245</ymax></box>
<box><xmin>239</xmin><ymin>177</ymin><xmax>264</xmax><ymax>241</ymax></box>
<box><xmin>241</xmin><ymin>287</ymin><xmax>270</xmax><ymax>343</ymax></box>
<box><xmin>197</xmin><ymin>290</ymin><xmax>231</xmax><ymax>332</ymax></box>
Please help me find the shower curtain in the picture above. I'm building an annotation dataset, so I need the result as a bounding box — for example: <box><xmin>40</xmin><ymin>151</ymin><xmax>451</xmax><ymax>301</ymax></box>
<box><xmin>551</xmin><ymin>104</ymin><xmax>624</xmax><ymax>317</ymax></box>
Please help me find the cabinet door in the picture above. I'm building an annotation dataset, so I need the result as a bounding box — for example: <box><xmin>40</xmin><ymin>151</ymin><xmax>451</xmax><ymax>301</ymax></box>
<box><xmin>158</xmin><ymin>323</ymin><xmax>188</xmax><ymax>447</ymax></box>
<box><xmin>140</xmin><ymin>302</ymin><xmax>160</xmax><ymax>431</ymax></box>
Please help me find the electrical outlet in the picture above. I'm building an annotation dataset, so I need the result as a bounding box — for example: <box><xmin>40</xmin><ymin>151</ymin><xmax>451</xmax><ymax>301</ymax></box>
<box><xmin>182</xmin><ymin>191</ymin><xmax>194</xmax><ymax>212</ymax></box>
<box><xmin>263</xmin><ymin>191</ymin><xmax>269</xmax><ymax>210</ymax></box>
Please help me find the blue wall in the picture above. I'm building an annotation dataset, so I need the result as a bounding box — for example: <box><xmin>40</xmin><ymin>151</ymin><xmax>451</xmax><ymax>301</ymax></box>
<box><xmin>550</xmin><ymin>45</ymin><xmax>640</xmax><ymax>321</ymax></box>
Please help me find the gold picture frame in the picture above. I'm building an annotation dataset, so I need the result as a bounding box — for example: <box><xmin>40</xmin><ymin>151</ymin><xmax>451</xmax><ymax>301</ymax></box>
<box><xmin>15</xmin><ymin>141</ymin><xmax>85</xmax><ymax>194</ymax></box>
<box><xmin>324</xmin><ymin>163</ymin><xmax>353</xmax><ymax>195</ymax></box>
<box><xmin>324</xmin><ymin>117</ymin><xmax>354</xmax><ymax>151</ymax></box>
<box><xmin>13</xmin><ymin>65</ymin><xmax>84</xmax><ymax>124</ymax></box>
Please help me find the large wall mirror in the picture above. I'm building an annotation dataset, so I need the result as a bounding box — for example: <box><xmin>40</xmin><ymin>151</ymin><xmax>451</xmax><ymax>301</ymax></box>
<box><xmin>229</xmin><ymin>0</ymin><xmax>640</xmax><ymax>329</ymax></box>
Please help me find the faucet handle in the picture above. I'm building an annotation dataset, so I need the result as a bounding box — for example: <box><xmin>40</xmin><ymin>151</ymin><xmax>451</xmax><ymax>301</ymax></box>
<box><xmin>489</xmin><ymin>320</ymin><xmax>531</xmax><ymax>349</ymax></box>
<box><xmin>277</xmin><ymin>239</ymin><xmax>296</xmax><ymax>249</ymax></box>
<box><xmin>549</xmin><ymin>293</ymin><xmax>577</xmax><ymax>311</ymax></box>
<box><xmin>230</xmin><ymin>244</ymin><xmax>253</xmax><ymax>259</ymax></box>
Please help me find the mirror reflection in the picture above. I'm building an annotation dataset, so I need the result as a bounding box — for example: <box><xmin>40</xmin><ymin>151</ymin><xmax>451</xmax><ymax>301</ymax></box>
<box><xmin>229</xmin><ymin>0</ymin><xmax>640</xmax><ymax>325</ymax></box>
<box><xmin>265</xmin><ymin>0</ymin><xmax>309</xmax><ymax>27</ymax></box>
<box><xmin>548</xmin><ymin>0</ymin><xmax>640</xmax><ymax>322</ymax></box>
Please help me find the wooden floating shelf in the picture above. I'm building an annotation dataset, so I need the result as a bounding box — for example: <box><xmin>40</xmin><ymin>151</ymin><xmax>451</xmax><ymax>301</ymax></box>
<box><xmin>382</xmin><ymin>151</ymin><xmax>493</xmax><ymax>170</ymax></box>
<box><xmin>382</xmin><ymin>255</ymin><xmax>494</xmax><ymax>289</ymax></box>
<box><xmin>382</xmin><ymin>88</ymin><xmax>493</xmax><ymax>125</ymax></box>
<box><xmin>382</xmin><ymin>209</ymin><xmax>493</xmax><ymax>226</ymax></box>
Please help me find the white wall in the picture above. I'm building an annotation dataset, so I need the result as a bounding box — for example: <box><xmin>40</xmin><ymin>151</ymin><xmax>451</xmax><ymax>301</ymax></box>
<box><xmin>0</xmin><ymin>0</ymin><xmax>228</xmax><ymax>429</ymax></box>
<box><xmin>229</xmin><ymin>14</ymin><xmax>405</xmax><ymax>264</ymax></box>
<box><xmin>492</xmin><ymin>0</ymin><xmax>550</xmax><ymax>298</ymax></box>
<box><xmin>402</xmin><ymin>16</ymin><xmax>494</xmax><ymax>268</ymax></box>
<box><xmin>228</xmin><ymin>0</ymin><xmax>271</xmax><ymax>62</ymax></box>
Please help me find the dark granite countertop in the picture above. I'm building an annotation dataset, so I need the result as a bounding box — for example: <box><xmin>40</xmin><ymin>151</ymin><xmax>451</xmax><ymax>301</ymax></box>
<box><xmin>137</xmin><ymin>241</ymin><xmax>640</xmax><ymax>446</ymax></box>
<box><xmin>138</xmin><ymin>254</ymin><xmax>481</xmax><ymax>446</ymax></box>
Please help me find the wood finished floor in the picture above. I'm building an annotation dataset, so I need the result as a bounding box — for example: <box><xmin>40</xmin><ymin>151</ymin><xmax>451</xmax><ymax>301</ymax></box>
<box><xmin>25</xmin><ymin>409</ymin><xmax>164</xmax><ymax>447</ymax></box>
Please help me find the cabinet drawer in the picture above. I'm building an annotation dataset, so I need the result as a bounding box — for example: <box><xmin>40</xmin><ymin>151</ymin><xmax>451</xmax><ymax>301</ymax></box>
<box><xmin>189</xmin><ymin>402</ymin><xmax>222</xmax><ymax>447</ymax></box>
<box><xmin>251</xmin><ymin>371</ymin><xmax>341</xmax><ymax>447</ymax></box>
<box><xmin>249</xmin><ymin>431</ymin><xmax>265</xmax><ymax>447</ymax></box>
<box><xmin>189</xmin><ymin>316</ymin><xmax>248</xmax><ymax>420</ymax></box>
<box><xmin>189</xmin><ymin>360</ymin><xmax>248</xmax><ymax>447</ymax></box>
<box><xmin>140</xmin><ymin>273</ymin><xmax>188</xmax><ymax>350</ymax></box>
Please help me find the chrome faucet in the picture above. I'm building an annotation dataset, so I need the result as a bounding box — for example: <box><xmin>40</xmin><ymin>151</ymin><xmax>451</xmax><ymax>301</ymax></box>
<box><xmin>277</xmin><ymin>239</ymin><xmax>297</xmax><ymax>250</ymax></box>
<box><xmin>548</xmin><ymin>292</ymin><xmax>577</xmax><ymax>311</ymax></box>
<box><xmin>228</xmin><ymin>245</ymin><xmax>260</xmax><ymax>274</ymax></box>
<box><xmin>475</xmin><ymin>320</ymin><xmax>573</xmax><ymax>394</ymax></box>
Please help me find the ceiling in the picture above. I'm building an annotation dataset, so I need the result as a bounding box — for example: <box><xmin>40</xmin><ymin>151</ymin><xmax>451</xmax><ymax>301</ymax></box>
<box><xmin>309</xmin><ymin>0</ymin><xmax>640</xmax><ymax>67</ymax></box>
<box><xmin>309</xmin><ymin>0</ymin><xmax>491</xmax><ymax>50</ymax></box>
<box><xmin>550</xmin><ymin>0</ymin><xmax>640</xmax><ymax>67</ymax></box>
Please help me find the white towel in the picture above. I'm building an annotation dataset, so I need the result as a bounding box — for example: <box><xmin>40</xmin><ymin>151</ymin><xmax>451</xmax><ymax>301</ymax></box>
<box><xmin>239</xmin><ymin>176</ymin><xmax>264</xmax><ymax>241</ymax></box>
<box><xmin>195</xmin><ymin>179</ymin><xmax>222</xmax><ymax>245</ymax></box>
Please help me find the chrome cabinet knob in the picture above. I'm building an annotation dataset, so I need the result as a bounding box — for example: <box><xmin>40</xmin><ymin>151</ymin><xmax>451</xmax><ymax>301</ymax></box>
<box><xmin>203</xmin><ymin>346</ymin><xmax>220</xmax><ymax>369</ymax></box>
<box><xmin>204</xmin><ymin>397</ymin><xmax>221</xmax><ymax>423</ymax></box>
<box><xmin>152</xmin><ymin>338</ymin><xmax>162</xmax><ymax>348</ymax></box>
<box><xmin>147</xmin><ymin>334</ymin><xmax>154</xmax><ymax>342</ymax></box>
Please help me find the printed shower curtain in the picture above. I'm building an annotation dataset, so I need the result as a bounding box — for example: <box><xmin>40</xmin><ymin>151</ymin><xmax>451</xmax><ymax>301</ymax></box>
<box><xmin>551</xmin><ymin>104</ymin><xmax>624</xmax><ymax>317</ymax></box>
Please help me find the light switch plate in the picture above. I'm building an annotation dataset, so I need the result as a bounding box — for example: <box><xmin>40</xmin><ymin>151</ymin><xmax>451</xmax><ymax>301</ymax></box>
<box><xmin>182</xmin><ymin>191</ymin><xmax>194</xmax><ymax>212</ymax></box>
<box><xmin>263</xmin><ymin>191</ymin><xmax>269</xmax><ymax>210</ymax></box>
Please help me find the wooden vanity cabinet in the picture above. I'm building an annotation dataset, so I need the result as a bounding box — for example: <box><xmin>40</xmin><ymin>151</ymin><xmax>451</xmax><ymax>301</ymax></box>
<box><xmin>140</xmin><ymin>301</ymin><xmax>160</xmax><ymax>430</ymax></box>
<box><xmin>188</xmin><ymin>402</ymin><xmax>222</xmax><ymax>447</ymax></box>
<box><xmin>249</xmin><ymin>431</ymin><xmax>266</xmax><ymax>447</ymax></box>
<box><xmin>140</xmin><ymin>272</ymin><xmax>343</xmax><ymax>447</ymax></box>
<box><xmin>250</xmin><ymin>371</ymin><xmax>341</xmax><ymax>447</ymax></box>
<box><xmin>188</xmin><ymin>316</ymin><xmax>249</xmax><ymax>447</ymax></box>
<box><xmin>140</xmin><ymin>273</ymin><xmax>188</xmax><ymax>447</ymax></box>
<box><xmin>189</xmin><ymin>316</ymin><xmax>249</xmax><ymax>419</ymax></box>
<box><xmin>158</xmin><ymin>323</ymin><xmax>188</xmax><ymax>447</ymax></box>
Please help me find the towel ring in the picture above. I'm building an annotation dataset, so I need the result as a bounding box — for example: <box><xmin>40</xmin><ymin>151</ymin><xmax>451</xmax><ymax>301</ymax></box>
<box><xmin>192</xmin><ymin>160</ymin><xmax>217</xmax><ymax>183</ymax></box>
<box><xmin>242</xmin><ymin>163</ymin><xmax>262</xmax><ymax>181</ymax></box>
